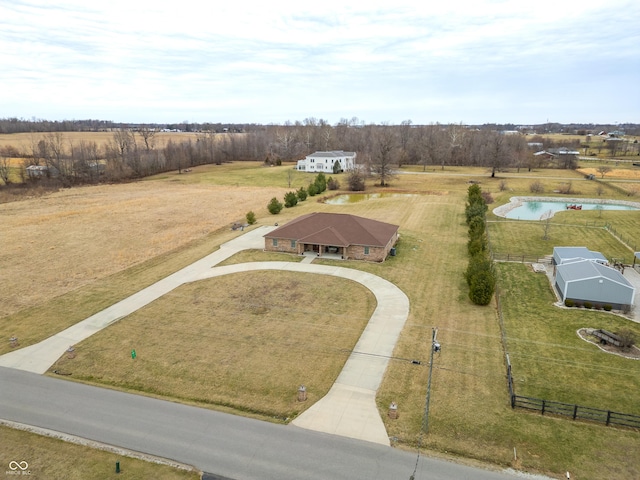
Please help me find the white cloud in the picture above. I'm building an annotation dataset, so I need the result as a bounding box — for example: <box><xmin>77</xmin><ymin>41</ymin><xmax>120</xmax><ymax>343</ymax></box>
<box><xmin>0</xmin><ymin>0</ymin><xmax>638</xmax><ymax>124</ymax></box>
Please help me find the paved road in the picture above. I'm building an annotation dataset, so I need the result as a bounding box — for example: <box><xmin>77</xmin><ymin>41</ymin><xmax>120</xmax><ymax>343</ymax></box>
<box><xmin>0</xmin><ymin>367</ymin><xmax>526</xmax><ymax>480</ymax></box>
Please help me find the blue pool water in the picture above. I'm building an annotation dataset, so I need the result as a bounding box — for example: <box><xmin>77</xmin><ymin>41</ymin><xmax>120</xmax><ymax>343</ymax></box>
<box><xmin>504</xmin><ymin>201</ymin><xmax>639</xmax><ymax>220</ymax></box>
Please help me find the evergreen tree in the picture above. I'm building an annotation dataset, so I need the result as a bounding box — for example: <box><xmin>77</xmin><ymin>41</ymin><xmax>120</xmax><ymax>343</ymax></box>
<box><xmin>267</xmin><ymin>197</ymin><xmax>283</xmax><ymax>214</ymax></box>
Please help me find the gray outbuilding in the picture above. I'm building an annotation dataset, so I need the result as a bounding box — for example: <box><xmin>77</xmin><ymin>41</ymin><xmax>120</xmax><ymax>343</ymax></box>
<box><xmin>555</xmin><ymin>260</ymin><xmax>635</xmax><ymax>309</ymax></box>
<box><xmin>552</xmin><ymin>246</ymin><xmax>608</xmax><ymax>266</ymax></box>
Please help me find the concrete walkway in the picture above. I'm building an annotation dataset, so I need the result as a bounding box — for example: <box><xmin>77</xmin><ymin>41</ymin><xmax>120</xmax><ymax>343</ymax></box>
<box><xmin>623</xmin><ymin>267</ymin><xmax>640</xmax><ymax>323</ymax></box>
<box><xmin>0</xmin><ymin>225</ymin><xmax>410</xmax><ymax>446</ymax></box>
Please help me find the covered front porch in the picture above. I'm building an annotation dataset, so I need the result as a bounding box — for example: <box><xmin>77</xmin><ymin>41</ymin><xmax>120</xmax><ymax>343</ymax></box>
<box><xmin>301</xmin><ymin>242</ymin><xmax>346</xmax><ymax>260</ymax></box>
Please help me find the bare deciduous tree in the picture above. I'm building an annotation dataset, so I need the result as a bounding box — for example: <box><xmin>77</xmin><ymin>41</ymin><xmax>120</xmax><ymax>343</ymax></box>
<box><xmin>137</xmin><ymin>125</ymin><xmax>156</xmax><ymax>152</ymax></box>
<box><xmin>530</xmin><ymin>180</ymin><xmax>545</xmax><ymax>193</ymax></box>
<box><xmin>446</xmin><ymin>123</ymin><xmax>466</xmax><ymax>170</ymax></box>
<box><xmin>482</xmin><ymin>131</ymin><xmax>510</xmax><ymax>178</ymax></box>
<box><xmin>597</xmin><ymin>166</ymin><xmax>611</xmax><ymax>178</ymax></box>
<box><xmin>0</xmin><ymin>154</ymin><xmax>10</xmax><ymax>184</ymax></box>
<box><xmin>541</xmin><ymin>210</ymin><xmax>553</xmax><ymax>240</ymax></box>
<box><xmin>371</xmin><ymin>126</ymin><xmax>397</xmax><ymax>187</ymax></box>
<box><xmin>397</xmin><ymin>119</ymin><xmax>412</xmax><ymax>167</ymax></box>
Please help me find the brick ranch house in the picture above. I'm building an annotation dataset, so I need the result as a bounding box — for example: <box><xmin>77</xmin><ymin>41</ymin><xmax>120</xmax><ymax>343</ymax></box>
<box><xmin>263</xmin><ymin>212</ymin><xmax>399</xmax><ymax>262</ymax></box>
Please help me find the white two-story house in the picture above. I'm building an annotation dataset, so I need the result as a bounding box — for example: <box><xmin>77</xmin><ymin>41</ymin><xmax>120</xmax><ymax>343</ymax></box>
<box><xmin>296</xmin><ymin>151</ymin><xmax>356</xmax><ymax>173</ymax></box>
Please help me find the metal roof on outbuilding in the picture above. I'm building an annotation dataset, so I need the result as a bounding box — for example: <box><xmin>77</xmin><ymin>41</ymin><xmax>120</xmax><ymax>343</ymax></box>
<box><xmin>557</xmin><ymin>260</ymin><xmax>632</xmax><ymax>287</ymax></box>
<box><xmin>553</xmin><ymin>247</ymin><xmax>608</xmax><ymax>265</ymax></box>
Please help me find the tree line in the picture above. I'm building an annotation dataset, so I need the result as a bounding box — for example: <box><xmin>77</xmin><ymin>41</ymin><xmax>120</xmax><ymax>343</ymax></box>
<box><xmin>0</xmin><ymin>120</ymin><xmax>598</xmax><ymax>188</ymax></box>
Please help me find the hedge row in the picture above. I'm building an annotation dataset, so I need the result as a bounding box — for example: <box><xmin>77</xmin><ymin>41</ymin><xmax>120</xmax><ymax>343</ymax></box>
<box><xmin>464</xmin><ymin>184</ymin><xmax>495</xmax><ymax>306</ymax></box>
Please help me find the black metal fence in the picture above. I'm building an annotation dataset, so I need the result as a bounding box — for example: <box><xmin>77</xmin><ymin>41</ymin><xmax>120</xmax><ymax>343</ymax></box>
<box><xmin>491</xmin><ymin>252</ymin><xmax>551</xmax><ymax>264</ymax></box>
<box><xmin>492</xmin><ymin>232</ymin><xmax>639</xmax><ymax>431</ymax></box>
<box><xmin>511</xmin><ymin>395</ymin><xmax>640</xmax><ymax>429</ymax></box>
<box><xmin>505</xmin><ymin>354</ymin><xmax>640</xmax><ymax>428</ymax></box>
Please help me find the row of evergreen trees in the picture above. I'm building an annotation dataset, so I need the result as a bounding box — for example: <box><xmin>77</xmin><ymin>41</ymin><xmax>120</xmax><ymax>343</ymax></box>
<box><xmin>267</xmin><ymin>173</ymin><xmax>336</xmax><ymax>214</ymax></box>
<box><xmin>464</xmin><ymin>184</ymin><xmax>496</xmax><ymax>305</ymax></box>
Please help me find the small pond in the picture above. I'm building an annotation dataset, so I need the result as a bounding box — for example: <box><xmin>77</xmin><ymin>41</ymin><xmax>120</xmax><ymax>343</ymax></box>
<box><xmin>325</xmin><ymin>193</ymin><xmax>419</xmax><ymax>204</ymax></box>
<box><xmin>496</xmin><ymin>198</ymin><xmax>640</xmax><ymax>220</ymax></box>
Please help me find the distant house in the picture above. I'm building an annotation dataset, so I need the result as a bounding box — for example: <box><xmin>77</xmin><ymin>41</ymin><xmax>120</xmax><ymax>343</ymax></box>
<box><xmin>534</xmin><ymin>147</ymin><xmax>579</xmax><ymax>160</ymax></box>
<box><xmin>26</xmin><ymin>165</ymin><xmax>58</xmax><ymax>178</ymax></box>
<box><xmin>296</xmin><ymin>151</ymin><xmax>356</xmax><ymax>173</ymax></box>
<box><xmin>552</xmin><ymin>247</ymin><xmax>608</xmax><ymax>267</ymax></box>
<box><xmin>555</xmin><ymin>260</ymin><xmax>635</xmax><ymax>310</ymax></box>
<box><xmin>263</xmin><ymin>212</ymin><xmax>399</xmax><ymax>262</ymax></box>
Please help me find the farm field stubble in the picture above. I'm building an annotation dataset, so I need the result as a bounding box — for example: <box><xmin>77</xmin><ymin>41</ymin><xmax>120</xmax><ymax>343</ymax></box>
<box><xmin>0</xmin><ymin>165</ymin><xmax>288</xmax><ymax>320</ymax></box>
<box><xmin>0</xmin><ymin>131</ymin><xmax>202</xmax><ymax>152</ymax></box>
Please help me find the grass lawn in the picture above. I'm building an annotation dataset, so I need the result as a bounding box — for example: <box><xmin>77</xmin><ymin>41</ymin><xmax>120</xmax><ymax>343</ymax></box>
<box><xmin>0</xmin><ymin>424</ymin><xmax>199</xmax><ymax>480</ymax></box>
<box><xmin>498</xmin><ymin>262</ymin><xmax>640</xmax><ymax>411</ymax></box>
<box><xmin>486</xmin><ymin>218</ymin><xmax>638</xmax><ymax>263</ymax></box>
<box><xmin>3</xmin><ymin>165</ymin><xmax>640</xmax><ymax>479</ymax></box>
<box><xmin>49</xmin><ymin>271</ymin><xmax>377</xmax><ymax>420</ymax></box>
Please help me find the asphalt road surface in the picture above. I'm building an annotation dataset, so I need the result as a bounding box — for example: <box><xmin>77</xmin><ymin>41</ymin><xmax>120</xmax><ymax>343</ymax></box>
<box><xmin>0</xmin><ymin>367</ymin><xmax>526</xmax><ymax>480</ymax></box>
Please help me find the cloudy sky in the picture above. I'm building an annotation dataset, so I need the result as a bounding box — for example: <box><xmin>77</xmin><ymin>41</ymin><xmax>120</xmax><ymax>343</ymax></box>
<box><xmin>1</xmin><ymin>0</ymin><xmax>638</xmax><ymax>125</ymax></box>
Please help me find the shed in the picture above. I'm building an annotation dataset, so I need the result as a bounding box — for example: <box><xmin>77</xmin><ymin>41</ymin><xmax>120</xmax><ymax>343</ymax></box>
<box><xmin>555</xmin><ymin>260</ymin><xmax>635</xmax><ymax>309</ymax></box>
<box><xmin>552</xmin><ymin>247</ymin><xmax>608</xmax><ymax>266</ymax></box>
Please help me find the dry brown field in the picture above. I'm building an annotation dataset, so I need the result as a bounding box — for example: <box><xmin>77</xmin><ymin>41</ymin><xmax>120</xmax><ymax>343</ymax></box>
<box><xmin>577</xmin><ymin>167</ymin><xmax>640</xmax><ymax>180</ymax></box>
<box><xmin>0</xmin><ymin>131</ymin><xmax>201</xmax><ymax>153</ymax></box>
<box><xmin>0</xmin><ymin>167</ymin><xmax>287</xmax><ymax>318</ymax></box>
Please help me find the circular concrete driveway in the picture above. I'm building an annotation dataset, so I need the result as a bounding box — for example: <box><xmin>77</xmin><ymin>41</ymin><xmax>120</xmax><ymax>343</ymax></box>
<box><xmin>193</xmin><ymin>262</ymin><xmax>410</xmax><ymax>446</ymax></box>
<box><xmin>0</xmin><ymin>226</ymin><xmax>410</xmax><ymax>445</ymax></box>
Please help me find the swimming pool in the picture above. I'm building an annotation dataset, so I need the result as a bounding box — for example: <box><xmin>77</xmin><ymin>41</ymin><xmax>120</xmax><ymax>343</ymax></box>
<box><xmin>494</xmin><ymin>197</ymin><xmax>640</xmax><ymax>220</ymax></box>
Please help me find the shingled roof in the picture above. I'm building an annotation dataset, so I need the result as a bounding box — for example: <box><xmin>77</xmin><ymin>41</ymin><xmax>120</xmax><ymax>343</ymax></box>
<box><xmin>264</xmin><ymin>213</ymin><xmax>398</xmax><ymax>247</ymax></box>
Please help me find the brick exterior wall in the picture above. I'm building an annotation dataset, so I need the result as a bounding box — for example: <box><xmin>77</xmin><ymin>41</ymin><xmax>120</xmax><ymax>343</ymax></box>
<box><xmin>346</xmin><ymin>245</ymin><xmax>387</xmax><ymax>262</ymax></box>
<box><xmin>264</xmin><ymin>231</ymin><xmax>398</xmax><ymax>262</ymax></box>
<box><xmin>265</xmin><ymin>238</ymin><xmax>299</xmax><ymax>254</ymax></box>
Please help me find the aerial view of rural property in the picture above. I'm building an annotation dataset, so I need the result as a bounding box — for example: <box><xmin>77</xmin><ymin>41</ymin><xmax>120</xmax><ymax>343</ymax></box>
<box><xmin>1</xmin><ymin>2</ymin><xmax>638</xmax><ymax>480</ymax></box>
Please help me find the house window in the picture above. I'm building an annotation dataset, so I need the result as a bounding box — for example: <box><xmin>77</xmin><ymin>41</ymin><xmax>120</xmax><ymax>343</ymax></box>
<box><xmin>364</xmin><ymin>246</ymin><xmax>370</xmax><ymax>255</ymax></box>
<box><xmin>273</xmin><ymin>239</ymin><xmax>278</xmax><ymax>247</ymax></box>
<box><xmin>291</xmin><ymin>240</ymin><xmax>296</xmax><ymax>248</ymax></box>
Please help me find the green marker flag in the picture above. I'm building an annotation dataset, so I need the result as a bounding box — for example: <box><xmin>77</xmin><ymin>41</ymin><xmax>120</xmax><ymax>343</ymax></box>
<box><xmin>131</xmin><ymin>349</ymin><xmax>136</xmax><ymax>359</ymax></box>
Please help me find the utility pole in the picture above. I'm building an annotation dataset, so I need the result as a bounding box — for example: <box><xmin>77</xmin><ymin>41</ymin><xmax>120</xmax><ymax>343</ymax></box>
<box><xmin>422</xmin><ymin>327</ymin><xmax>439</xmax><ymax>433</ymax></box>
